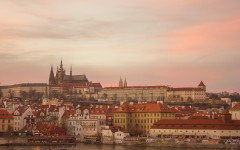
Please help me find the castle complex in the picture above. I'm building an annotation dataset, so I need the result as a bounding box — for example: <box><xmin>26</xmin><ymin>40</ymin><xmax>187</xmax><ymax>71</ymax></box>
<box><xmin>49</xmin><ymin>59</ymin><xmax>88</xmax><ymax>86</ymax></box>
<box><xmin>48</xmin><ymin>60</ymin><xmax>102</xmax><ymax>100</ymax></box>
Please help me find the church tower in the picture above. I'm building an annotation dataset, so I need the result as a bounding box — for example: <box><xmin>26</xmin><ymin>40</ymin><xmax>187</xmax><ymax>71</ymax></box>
<box><xmin>124</xmin><ymin>78</ymin><xmax>127</xmax><ymax>87</ymax></box>
<box><xmin>49</xmin><ymin>65</ymin><xmax>55</xmax><ymax>85</ymax></box>
<box><xmin>119</xmin><ymin>77</ymin><xmax>123</xmax><ymax>87</ymax></box>
<box><xmin>56</xmin><ymin>59</ymin><xmax>66</xmax><ymax>84</ymax></box>
<box><xmin>198</xmin><ymin>81</ymin><xmax>206</xmax><ymax>91</ymax></box>
<box><xmin>70</xmin><ymin>65</ymin><xmax>72</xmax><ymax>82</ymax></box>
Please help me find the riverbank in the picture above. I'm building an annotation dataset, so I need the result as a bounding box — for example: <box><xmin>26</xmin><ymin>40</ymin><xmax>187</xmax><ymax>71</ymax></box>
<box><xmin>117</xmin><ymin>143</ymin><xmax>240</xmax><ymax>149</ymax></box>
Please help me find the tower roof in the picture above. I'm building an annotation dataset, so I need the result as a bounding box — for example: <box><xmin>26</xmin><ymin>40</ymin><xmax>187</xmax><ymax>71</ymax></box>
<box><xmin>198</xmin><ymin>81</ymin><xmax>205</xmax><ymax>86</ymax></box>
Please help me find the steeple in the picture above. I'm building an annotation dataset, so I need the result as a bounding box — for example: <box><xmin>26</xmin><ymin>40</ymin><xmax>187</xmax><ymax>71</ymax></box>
<box><xmin>70</xmin><ymin>65</ymin><xmax>72</xmax><ymax>81</ymax></box>
<box><xmin>49</xmin><ymin>65</ymin><xmax>55</xmax><ymax>85</ymax></box>
<box><xmin>59</xmin><ymin>58</ymin><xmax>64</xmax><ymax>72</ymax></box>
<box><xmin>119</xmin><ymin>77</ymin><xmax>123</xmax><ymax>87</ymax></box>
<box><xmin>124</xmin><ymin>78</ymin><xmax>127</xmax><ymax>87</ymax></box>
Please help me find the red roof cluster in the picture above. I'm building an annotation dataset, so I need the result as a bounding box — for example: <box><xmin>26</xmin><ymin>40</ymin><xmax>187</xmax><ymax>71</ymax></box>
<box><xmin>90</xmin><ymin>105</ymin><xmax>112</xmax><ymax>115</ymax></box>
<box><xmin>20</xmin><ymin>124</ymin><xmax>65</xmax><ymax>135</ymax></box>
<box><xmin>62</xmin><ymin>110</ymin><xmax>76</xmax><ymax>119</ymax></box>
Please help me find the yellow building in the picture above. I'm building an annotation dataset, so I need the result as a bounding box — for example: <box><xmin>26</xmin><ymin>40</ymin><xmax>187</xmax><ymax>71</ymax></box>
<box><xmin>113</xmin><ymin>102</ymin><xmax>176</xmax><ymax>136</ymax></box>
<box><xmin>0</xmin><ymin>110</ymin><xmax>14</xmax><ymax>133</ymax></box>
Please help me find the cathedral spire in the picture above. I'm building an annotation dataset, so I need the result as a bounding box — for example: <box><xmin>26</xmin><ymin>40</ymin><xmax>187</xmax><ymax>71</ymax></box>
<box><xmin>59</xmin><ymin>58</ymin><xmax>63</xmax><ymax>71</ymax></box>
<box><xmin>124</xmin><ymin>78</ymin><xmax>127</xmax><ymax>87</ymax></box>
<box><xmin>49</xmin><ymin>65</ymin><xmax>55</xmax><ymax>85</ymax></box>
<box><xmin>119</xmin><ymin>77</ymin><xmax>123</xmax><ymax>87</ymax></box>
<box><xmin>70</xmin><ymin>65</ymin><xmax>72</xmax><ymax>81</ymax></box>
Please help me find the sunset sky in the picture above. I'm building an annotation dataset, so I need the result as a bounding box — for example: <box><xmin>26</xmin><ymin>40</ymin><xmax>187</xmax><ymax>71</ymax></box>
<box><xmin>0</xmin><ymin>0</ymin><xmax>240</xmax><ymax>93</ymax></box>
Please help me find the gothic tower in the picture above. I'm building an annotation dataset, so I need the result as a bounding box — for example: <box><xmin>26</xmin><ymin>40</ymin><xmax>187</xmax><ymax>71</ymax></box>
<box><xmin>70</xmin><ymin>65</ymin><xmax>72</xmax><ymax>82</ymax></box>
<box><xmin>56</xmin><ymin>59</ymin><xmax>66</xmax><ymax>84</ymax></box>
<box><xmin>49</xmin><ymin>65</ymin><xmax>55</xmax><ymax>85</ymax></box>
<box><xmin>119</xmin><ymin>77</ymin><xmax>123</xmax><ymax>87</ymax></box>
<box><xmin>124</xmin><ymin>78</ymin><xmax>127</xmax><ymax>87</ymax></box>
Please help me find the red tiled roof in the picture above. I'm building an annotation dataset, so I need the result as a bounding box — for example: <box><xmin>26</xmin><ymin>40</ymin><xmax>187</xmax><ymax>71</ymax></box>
<box><xmin>114</xmin><ymin>103</ymin><xmax>177</xmax><ymax>113</ymax></box>
<box><xmin>231</xmin><ymin>104</ymin><xmax>240</xmax><ymax>110</ymax></box>
<box><xmin>198</xmin><ymin>81</ymin><xmax>205</xmax><ymax>86</ymax></box>
<box><xmin>63</xmin><ymin>102</ymin><xmax>73</xmax><ymax>105</ymax></box>
<box><xmin>13</xmin><ymin>106</ymin><xmax>29</xmax><ymax>116</ymax></box>
<box><xmin>104</xmin><ymin>85</ymin><xmax>168</xmax><ymax>89</ymax></box>
<box><xmin>0</xmin><ymin>110</ymin><xmax>14</xmax><ymax>119</ymax></box>
<box><xmin>90</xmin><ymin>106</ymin><xmax>109</xmax><ymax>115</ymax></box>
<box><xmin>168</xmin><ymin>87</ymin><xmax>204</xmax><ymax>91</ymax></box>
<box><xmin>19</xmin><ymin>124</ymin><xmax>65</xmax><ymax>133</ymax></box>
<box><xmin>152</xmin><ymin>118</ymin><xmax>240</xmax><ymax>130</ymax></box>
<box><xmin>62</xmin><ymin>110</ymin><xmax>76</xmax><ymax>119</ymax></box>
<box><xmin>89</xmin><ymin>83</ymin><xmax>102</xmax><ymax>88</ymax></box>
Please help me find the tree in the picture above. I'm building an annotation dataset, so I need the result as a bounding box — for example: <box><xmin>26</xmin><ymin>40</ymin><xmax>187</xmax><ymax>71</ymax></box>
<box><xmin>8</xmin><ymin>89</ymin><xmax>15</xmax><ymax>99</ymax></box>
<box><xmin>128</xmin><ymin>123</ymin><xmax>143</xmax><ymax>136</ymax></box>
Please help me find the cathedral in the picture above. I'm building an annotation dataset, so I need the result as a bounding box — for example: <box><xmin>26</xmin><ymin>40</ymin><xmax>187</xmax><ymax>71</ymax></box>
<box><xmin>49</xmin><ymin>59</ymin><xmax>88</xmax><ymax>85</ymax></box>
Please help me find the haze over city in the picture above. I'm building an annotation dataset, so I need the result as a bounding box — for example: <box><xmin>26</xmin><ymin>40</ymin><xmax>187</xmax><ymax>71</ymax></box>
<box><xmin>0</xmin><ymin>0</ymin><xmax>240</xmax><ymax>93</ymax></box>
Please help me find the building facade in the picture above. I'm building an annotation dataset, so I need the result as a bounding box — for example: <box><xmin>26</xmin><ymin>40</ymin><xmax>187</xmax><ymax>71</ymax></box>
<box><xmin>230</xmin><ymin>103</ymin><xmax>240</xmax><ymax>120</ymax></box>
<box><xmin>166</xmin><ymin>81</ymin><xmax>206</xmax><ymax>102</ymax></box>
<box><xmin>113</xmin><ymin>102</ymin><xmax>176</xmax><ymax>136</ymax></box>
<box><xmin>0</xmin><ymin>110</ymin><xmax>14</xmax><ymax>133</ymax></box>
<box><xmin>99</xmin><ymin>86</ymin><xmax>168</xmax><ymax>102</ymax></box>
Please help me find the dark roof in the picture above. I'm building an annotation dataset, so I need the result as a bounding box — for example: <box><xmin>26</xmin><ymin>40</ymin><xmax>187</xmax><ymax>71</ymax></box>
<box><xmin>63</xmin><ymin>75</ymin><xmax>88</xmax><ymax>81</ymax></box>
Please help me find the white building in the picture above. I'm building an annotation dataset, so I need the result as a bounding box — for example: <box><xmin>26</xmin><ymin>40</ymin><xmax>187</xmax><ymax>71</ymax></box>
<box><xmin>230</xmin><ymin>103</ymin><xmax>240</xmax><ymax>120</ymax></box>
<box><xmin>150</xmin><ymin>112</ymin><xmax>240</xmax><ymax>139</ymax></box>
<box><xmin>13</xmin><ymin>106</ymin><xmax>35</xmax><ymax>132</ymax></box>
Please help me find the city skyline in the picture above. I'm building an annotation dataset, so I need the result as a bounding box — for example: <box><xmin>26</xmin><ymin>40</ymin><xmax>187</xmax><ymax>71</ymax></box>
<box><xmin>0</xmin><ymin>0</ymin><xmax>240</xmax><ymax>93</ymax></box>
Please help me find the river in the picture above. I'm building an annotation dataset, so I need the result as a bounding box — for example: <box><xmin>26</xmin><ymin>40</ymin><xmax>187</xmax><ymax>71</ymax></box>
<box><xmin>0</xmin><ymin>143</ymin><xmax>225</xmax><ymax>150</ymax></box>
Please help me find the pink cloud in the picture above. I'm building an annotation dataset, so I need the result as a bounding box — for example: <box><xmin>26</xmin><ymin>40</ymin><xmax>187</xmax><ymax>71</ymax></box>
<box><xmin>165</xmin><ymin>17</ymin><xmax>240</xmax><ymax>55</ymax></box>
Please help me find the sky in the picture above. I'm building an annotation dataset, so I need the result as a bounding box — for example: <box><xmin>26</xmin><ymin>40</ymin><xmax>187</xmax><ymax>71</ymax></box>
<box><xmin>0</xmin><ymin>0</ymin><xmax>240</xmax><ymax>93</ymax></box>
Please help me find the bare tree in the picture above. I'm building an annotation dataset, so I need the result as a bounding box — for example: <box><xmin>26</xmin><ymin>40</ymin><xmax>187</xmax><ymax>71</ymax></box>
<box><xmin>8</xmin><ymin>89</ymin><xmax>15</xmax><ymax>99</ymax></box>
